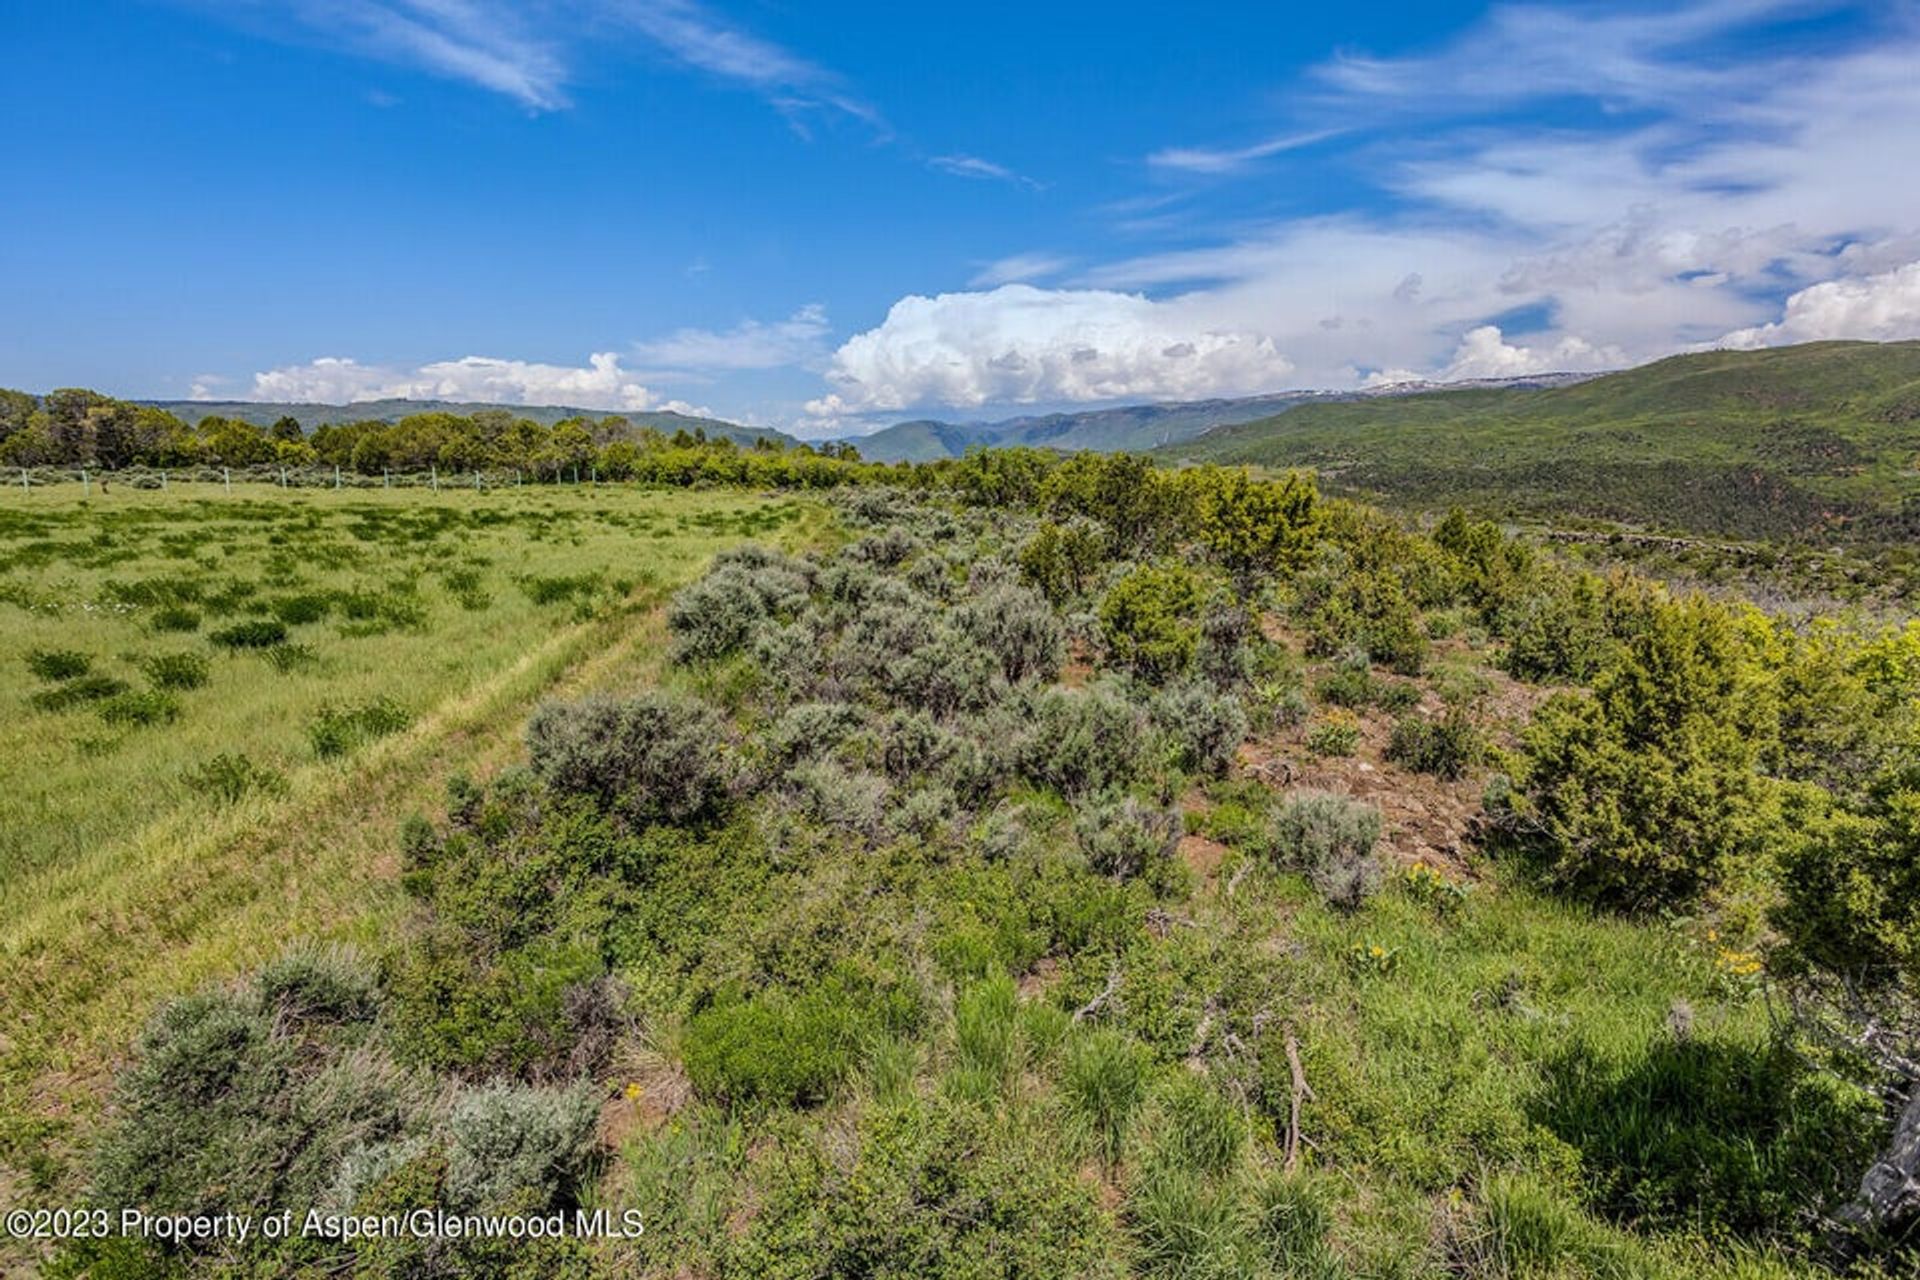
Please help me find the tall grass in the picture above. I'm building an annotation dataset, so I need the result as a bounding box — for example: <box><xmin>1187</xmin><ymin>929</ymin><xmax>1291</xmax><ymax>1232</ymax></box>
<box><xmin>0</xmin><ymin>483</ymin><xmax>817</xmax><ymax>1204</ymax></box>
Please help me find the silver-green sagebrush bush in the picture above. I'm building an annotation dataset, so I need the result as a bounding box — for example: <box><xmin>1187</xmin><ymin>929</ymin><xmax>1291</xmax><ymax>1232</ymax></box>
<box><xmin>526</xmin><ymin>690</ymin><xmax>735</xmax><ymax>828</ymax></box>
<box><xmin>1270</xmin><ymin>790</ymin><xmax>1385</xmax><ymax>910</ymax></box>
<box><xmin>1074</xmin><ymin>793</ymin><xmax>1183</xmax><ymax>880</ymax></box>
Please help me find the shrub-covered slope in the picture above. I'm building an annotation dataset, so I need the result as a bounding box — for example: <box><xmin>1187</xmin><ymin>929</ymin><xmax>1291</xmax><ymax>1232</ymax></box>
<box><xmin>1163</xmin><ymin>340</ymin><xmax>1920</xmax><ymax>541</ymax></box>
<box><xmin>60</xmin><ymin>457</ymin><xmax>1920</xmax><ymax>1278</ymax></box>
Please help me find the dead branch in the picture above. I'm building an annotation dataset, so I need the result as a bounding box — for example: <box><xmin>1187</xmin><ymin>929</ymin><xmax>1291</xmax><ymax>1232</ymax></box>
<box><xmin>1224</xmin><ymin>859</ymin><xmax>1253</xmax><ymax>898</ymax></box>
<box><xmin>1073</xmin><ymin>968</ymin><xmax>1122</xmax><ymax>1024</ymax></box>
<box><xmin>1283</xmin><ymin>1027</ymin><xmax>1315</xmax><ymax>1174</ymax></box>
<box><xmin>1186</xmin><ymin>1000</ymin><xmax>1219</xmax><ymax>1061</ymax></box>
<box><xmin>1145</xmin><ymin>906</ymin><xmax>1200</xmax><ymax>937</ymax></box>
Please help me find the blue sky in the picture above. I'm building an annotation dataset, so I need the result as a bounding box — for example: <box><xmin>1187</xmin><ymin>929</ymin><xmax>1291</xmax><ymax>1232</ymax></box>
<box><xmin>3</xmin><ymin>1</ymin><xmax>1918</xmax><ymax>435</ymax></box>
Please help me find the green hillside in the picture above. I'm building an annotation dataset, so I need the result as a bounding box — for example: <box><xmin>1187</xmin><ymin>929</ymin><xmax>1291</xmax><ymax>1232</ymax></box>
<box><xmin>1161</xmin><ymin>341</ymin><xmax>1920</xmax><ymax>541</ymax></box>
<box><xmin>855</xmin><ymin>418</ymin><xmax>991</xmax><ymax>461</ymax></box>
<box><xmin>854</xmin><ymin>393</ymin><xmax>1332</xmax><ymax>461</ymax></box>
<box><xmin>852</xmin><ymin>380</ymin><xmax>1594</xmax><ymax>463</ymax></box>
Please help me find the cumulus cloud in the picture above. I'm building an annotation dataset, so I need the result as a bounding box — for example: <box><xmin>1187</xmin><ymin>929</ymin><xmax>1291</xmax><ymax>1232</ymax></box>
<box><xmin>1717</xmin><ymin>261</ymin><xmax>1920</xmax><ymax>349</ymax></box>
<box><xmin>248</xmin><ymin>352</ymin><xmax>665</xmax><ymax>411</ymax></box>
<box><xmin>631</xmin><ymin>305</ymin><xmax>832</xmax><ymax>369</ymax></box>
<box><xmin>1438</xmin><ymin>325</ymin><xmax>1627</xmax><ymax>379</ymax></box>
<box><xmin>805</xmin><ymin>284</ymin><xmax>1293</xmax><ymax>416</ymax></box>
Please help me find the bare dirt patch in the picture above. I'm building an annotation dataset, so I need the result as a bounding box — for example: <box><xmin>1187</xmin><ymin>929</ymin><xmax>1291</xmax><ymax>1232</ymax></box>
<box><xmin>1177</xmin><ymin>833</ymin><xmax>1229</xmax><ymax>887</ymax></box>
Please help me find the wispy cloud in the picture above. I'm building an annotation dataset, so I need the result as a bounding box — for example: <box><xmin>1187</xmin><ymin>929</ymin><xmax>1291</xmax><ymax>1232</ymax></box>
<box><xmin>1146</xmin><ymin>128</ymin><xmax>1344</xmax><ymax>175</ymax></box>
<box><xmin>969</xmin><ymin>252</ymin><xmax>1071</xmax><ymax>288</ymax></box>
<box><xmin>284</xmin><ymin>0</ymin><xmax>569</xmax><ymax>110</ymax></box>
<box><xmin>609</xmin><ymin>0</ymin><xmax>884</xmax><ymax>132</ymax></box>
<box><xmin>1309</xmin><ymin>0</ymin><xmax>1818</xmax><ymax>116</ymax></box>
<box><xmin>207</xmin><ymin>0</ymin><xmax>881</xmax><ymax>127</ymax></box>
<box><xmin>929</xmin><ymin>154</ymin><xmax>1040</xmax><ymax>188</ymax></box>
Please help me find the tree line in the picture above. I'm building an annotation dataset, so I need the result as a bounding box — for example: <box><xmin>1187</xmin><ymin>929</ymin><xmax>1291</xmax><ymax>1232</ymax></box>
<box><xmin>0</xmin><ymin>387</ymin><xmax>871</xmax><ymax>485</ymax></box>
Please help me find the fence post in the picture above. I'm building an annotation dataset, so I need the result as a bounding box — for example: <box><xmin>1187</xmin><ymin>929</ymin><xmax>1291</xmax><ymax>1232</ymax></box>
<box><xmin>384</xmin><ymin>469</ymin><xmax>390</xmax><ymax>489</ymax></box>
<box><xmin>334</xmin><ymin>465</ymin><xmax>342</xmax><ymax>489</ymax></box>
<box><xmin>161</xmin><ymin>470</ymin><xmax>167</xmax><ymax>491</ymax></box>
<box><xmin>81</xmin><ymin>468</ymin><xmax>90</xmax><ymax>496</ymax></box>
<box><xmin>19</xmin><ymin>468</ymin><xmax>27</xmax><ymax>492</ymax></box>
<box><xmin>224</xmin><ymin>467</ymin><xmax>231</xmax><ymax>494</ymax></box>
<box><xmin>431</xmin><ymin>466</ymin><xmax>438</xmax><ymax>492</ymax></box>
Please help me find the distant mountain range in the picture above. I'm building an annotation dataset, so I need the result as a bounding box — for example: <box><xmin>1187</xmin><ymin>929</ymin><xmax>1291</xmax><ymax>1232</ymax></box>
<box><xmin>847</xmin><ymin>373</ymin><xmax>1598</xmax><ymax>462</ymax></box>
<box><xmin>145</xmin><ymin>398</ymin><xmax>793</xmax><ymax>449</ymax></box>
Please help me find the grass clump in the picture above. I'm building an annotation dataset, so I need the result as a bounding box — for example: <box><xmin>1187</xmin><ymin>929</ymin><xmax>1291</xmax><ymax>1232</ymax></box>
<box><xmin>148</xmin><ymin>604</ymin><xmax>203</xmax><ymax>633</ymax></box>
<box><xmin>1060</xmin><ymin>1028</ymin><xmax>1147</xmax><ymax>1168</ymax></box>
<box><xmin>262</xmin><ymin>642</ymin><xmax>320</xmax><ymax>674</ymax></box>
<box><xmin>268</xmin><ymin>591</ymin><xmax>333</xmax><ymax>625</ymax></box>
<box><xmin>182</xmin><ymin>752</ymin><xmax>288</xmax><ymax>805</ymax></box>
<box><xmin>140</xmin><ymin>650</ymin><xmax>211</xmax><ymax>691</ymax></box>
<box><xmin>307</xmin><ymin>696</ymin><xmax>411</xmax><ymax>758</ymax></box>
<box><xmin>208</xmin><ymin>618</ymin><xmax>289</xmax><ymax>649</ymax></box>
<box><xmin>26</xmin><ymin>648</ymin><xmax>92</xmax><ymax>682</ymax></box>
<box><xmin>98</xmin><ymin>690</ymin><xmax>180</xmax><ymax>727</ymax></box>
<box><xmin>29</xmin><ymin>673</ymin><xmax>130</xmax><ymax>711</ymax></box>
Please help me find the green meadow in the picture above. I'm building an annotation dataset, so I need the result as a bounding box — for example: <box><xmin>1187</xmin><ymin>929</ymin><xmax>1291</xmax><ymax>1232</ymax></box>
<box><xmin>0</xmin><ymin>482</ymin><xmax>822</xmax><ymax>1183</ymax></box>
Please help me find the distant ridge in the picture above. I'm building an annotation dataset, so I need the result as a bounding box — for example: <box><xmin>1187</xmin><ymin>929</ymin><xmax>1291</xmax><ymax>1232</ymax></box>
<box><xmin>1159</xmin><ymin>339</ymin><xmax>1920</xmax><ymax>542</ymax></box>
<box><xmin>847</xmin><ymin>372</ymin><xmax>1602</xmax><ymax>462</ymax></box>
<box><xmin>142</xmin><ymin>397</ymin><xmax>792</xmax><ymax>449</ymax></box>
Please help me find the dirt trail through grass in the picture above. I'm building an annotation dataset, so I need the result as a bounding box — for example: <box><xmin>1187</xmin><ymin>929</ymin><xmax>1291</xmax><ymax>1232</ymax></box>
<box><xmin>0</xmin><ymin>492</ymin><xmax>835</xmax><ymax>1201</ymax></box>
<box><xmin>0</xmin><ymin>597</ymin><xmax>665</xmax><ymax>1188</ymax></box>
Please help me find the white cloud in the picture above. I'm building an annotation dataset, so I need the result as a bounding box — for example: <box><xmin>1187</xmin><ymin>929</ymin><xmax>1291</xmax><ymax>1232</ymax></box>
<box><xmin>806</xmin><ymin>285</ymin><xmax>1293</xmax><ymax>416</ymax></box>
<box><xmin>929</xmin><ymin>154</ymin><xmax>1039</xmax><ymax>187</ymax></box>
<box><xmin>1310</xmin><ymin>0</ymin><xmax>1801</xmax><ymax>113</ymax></box>
<box><xmin>1436</xmin><ymin>325</ymin><xmax>1625</xmax><ymax>380</ymax></box>
<box><xmin>969</xmin><ymin>252</ymin><xmax>1071</xmax><ymax>288</ymax></box>
<box><xmin>285</xmin><ymin>0</ymin><xmax>568</xmax><ymax>109</ymax></box>
<box><xmin>632</xmin><ymin>305</ymin><xmax>832</xmax><ymax>369</ymax></box>
<box><xmin>248</xmin><ymin>352</ymin><xmax>664</xmax><ymax>411</ymax></box>
<box><xmin>912</xmin><ymin>0</ymin><xmax>1920</xmax><ymax>404</ymax></box>
<box><xmin>1146</xmin><ymin>129</ymin><xmax>1344</xmax><ymax>175</ymax></box>
<box><xmin>610</xmin><ymin>0</ymin><xmax>882</xmax><ymax>130</ymax></box>
<box><xmin>218</xmin><ymin>0</ymin><xmax>880</xmax><ymax>127</ymax></box>
<box><xmin>1717</xmin><ymin>261</ymin><xmax>1920</xmax><ymax>349</ymax></box>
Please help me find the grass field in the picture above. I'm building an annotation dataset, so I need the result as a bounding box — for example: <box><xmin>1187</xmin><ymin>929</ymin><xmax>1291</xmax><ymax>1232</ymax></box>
<box><xmin>2</xmin><ymin>475</ymin><xmax>1907</xmax><ymax>1279</ymax></box>
<box><xmin>0</xmin><ymin>481</ymin><xmax>826</xmax><ymax>1192</ymax></box>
